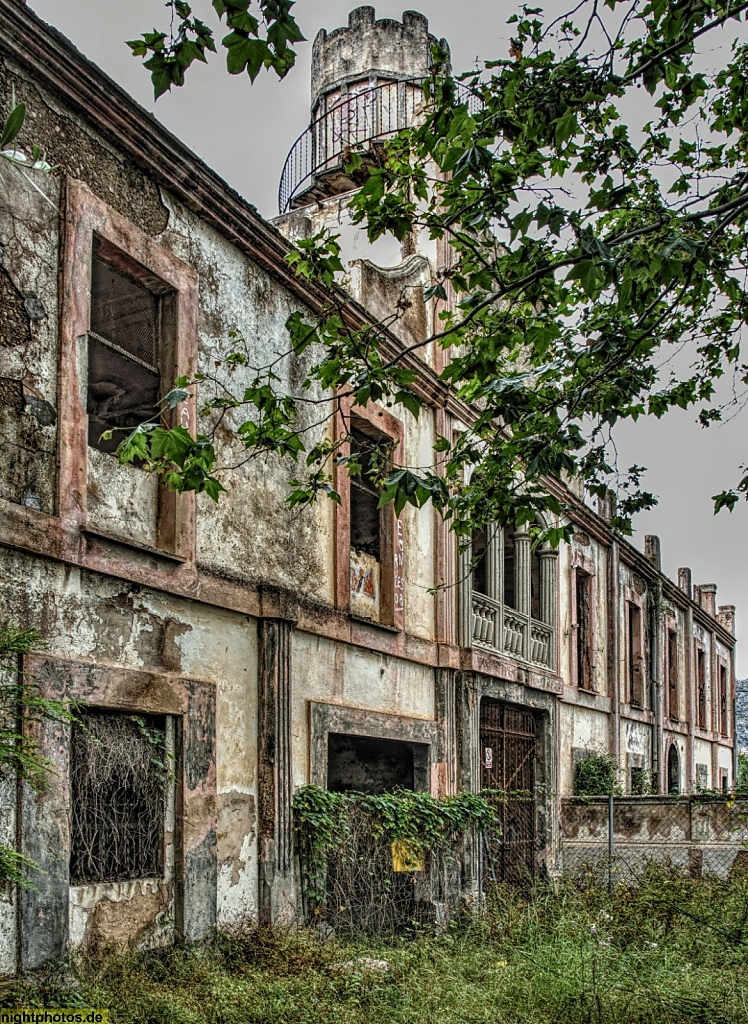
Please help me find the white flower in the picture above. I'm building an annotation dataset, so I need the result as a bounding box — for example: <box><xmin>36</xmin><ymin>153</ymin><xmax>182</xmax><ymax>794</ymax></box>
<box><xmin>644</xmin><ymin>940</ymin><xmax>658</xmax><ymax>949</ymax></box>
<box><xmin>590</xmin><ymin>924</ymin><xmax>598</xmax><ymax>934</ymax></box>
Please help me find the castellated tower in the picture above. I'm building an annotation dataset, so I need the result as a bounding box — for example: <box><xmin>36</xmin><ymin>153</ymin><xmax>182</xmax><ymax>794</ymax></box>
<box><xmin>274</xmin><ymin>7</ymin><xmax>452</xmax><ymax>358</ymax></box>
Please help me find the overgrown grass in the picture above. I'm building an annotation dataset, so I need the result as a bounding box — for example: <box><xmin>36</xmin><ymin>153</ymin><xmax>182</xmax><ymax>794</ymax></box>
<box><xmin>4</xmin><ymin>867</ymin><xmax>748</xmax><ymax>1023</ymax></box>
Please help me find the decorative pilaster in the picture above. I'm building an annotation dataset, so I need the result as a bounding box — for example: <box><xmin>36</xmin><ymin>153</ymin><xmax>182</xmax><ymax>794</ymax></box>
<box><xmin>258</xmin><ymin>618</ymin><xmax>294</xmax><ymax>925</ymax></box>
<box><xmin>514</xmin><ymin>530</ymin><xmax>532</xmax><ymax>616</ymax></box>
<box><xmin>435</xmin><ymin>668</ymin><xmax>458</xmax><ymax>796</ymax></box>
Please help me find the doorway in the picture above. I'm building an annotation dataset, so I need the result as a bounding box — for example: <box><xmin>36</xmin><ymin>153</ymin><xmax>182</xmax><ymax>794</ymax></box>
<box><xmin>480</xmin><ymin>699</ymin><xmax>537</xmax><ymax>884</ymax></box>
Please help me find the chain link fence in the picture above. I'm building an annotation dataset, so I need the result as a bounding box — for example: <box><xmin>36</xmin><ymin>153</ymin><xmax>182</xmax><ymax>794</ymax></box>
<box><xmin>561</xmin><ymin>795</ymin><xmax>748</xmax><ymax>888</ymax></box>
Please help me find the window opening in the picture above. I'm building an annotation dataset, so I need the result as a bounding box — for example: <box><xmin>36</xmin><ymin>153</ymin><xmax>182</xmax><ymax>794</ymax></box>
<box><xmin>70</xmin><ymin>708</ymin><xmax>167</xmax><ymax>884</ymax></box>
<box><xmin>349</xmin><ymin>427</ymin><xmax>384</xmax><ymax>561</ymax></box>
<box><xmin>719</xmin><ymin>663</ymin><xmax>728</xmax><ymax>736</ymax></box>
<box><xmin>628</xmin><ymin>603</ymin><xmax>644</xmax><ymax>707</ymax></box>
<box><xmin>630</xmin><ymin>765</ymin><xmax>647</xmax><ymax>795</ymax></box>
<box><xmin>696</xmin><ymin>647</ymin><xmax>707</xmax><ymax>729</ymax></box>
<box><xmin>667</xmin><ymin>629</ymin><xmax>679</xmax><ymax>720</ymax></box>
<box><xmin>503</xmin><ymin>528</ymin><xmax>515</xmax><ymax>608</ymax></box>
<box><xmin>667</xmin><ymin>743</ymin><xmax>680</xmax><ymax>794</ymax></box>
<box><xmin>530</xmin><ymin>547</ymin><xmax>541</xmax><ymax>622</ymax></box>
<box><xmin>326</xmin><ymin>734</ymin><xmax>423</xmax><ymax>794</ymax></box>
<box><xmin>87</xmin><ymin>246</ymin><xmax>164</xmax><ymax>454</ymax></box>
<box><xmin>575</xmin><ymin>570</ymin><xmax>593</xmax><ymax>690</ymax></box>
<box><xmin>472</xmin><ymin>527</ymin><xmax>488</xmax><ymax>596</ymax></box>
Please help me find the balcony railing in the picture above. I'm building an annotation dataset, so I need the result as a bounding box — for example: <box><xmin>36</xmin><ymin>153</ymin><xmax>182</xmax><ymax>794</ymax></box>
<box><xmin>472</xmin><ymin>592</ymin><xmax>554</xmax><ymax>671</ymax></box>
<box><xmin>278</xmin><ymin>77</ymin><xmax>481</xmax><ymax>214</ymax></box>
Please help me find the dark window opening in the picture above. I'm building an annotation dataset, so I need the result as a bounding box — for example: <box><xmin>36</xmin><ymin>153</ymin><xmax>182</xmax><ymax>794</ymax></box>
<box><xmin>628</xmin><ymin>603</ymin><xmax>644</xmax><ymax>707</ymax></box>
<box><xmin>667</xmin><ymin>743</ymin><xmax>680</xmax><ymax>795</ymax></box>
<box><xmin>472</xmin><ymin>527</ymin><xmax>488</xmax><ymax>596</ymax></box>
<box><xmin>70</xmin><ymin>708</ymin><xmax>167</xmax><ymax>885</ymax></box>
<box><xmin>88</xmin><ymin>247</ymin><xmax>165</xmax><ymax>454</ymax></box>
<box><xmin>696</xmin><ymin>647</ymin><xmax>707</xmax><ymax>730</ymax></box>
<box><xmin>503</xmin><ymin>528</ymin><xmax>515</xmax><ymax>608</ymax></box>
<box><xmin>667</xmin><ymin>629</ymin><xmax>679</xmax><ymax>720</ymax></box>
<box><xmin>575</xmin><ymin>570</ymin><xmax>593</xmax><ymax>690</ymax></box>
<box><xmin>327</xmin><ymin>733</ymin><xmax>427</xmax><ymax>794</ymax></box>
<box><xmin>630</xmin><ymin>765</ymin><xmax>647</xmax><ymax>795</ymax></box>
<box><xmin>530</xmin><ymin>547</ymin><xmax>542</xmax><ymax>621</ymax></box>
<box><xmin>349</xmin><ymin>427</ymin><xmax>385</xmax><ymax>560</ymax></box>
<box><xmin>719</xmin><ymin>664</ymin><xmax>728</xmax><ymax>737</ymax></box>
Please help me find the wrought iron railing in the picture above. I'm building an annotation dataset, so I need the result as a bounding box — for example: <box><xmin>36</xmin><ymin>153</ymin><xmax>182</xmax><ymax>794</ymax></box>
<box><xmin>472</xmin><ymin>592</ymin><xmax>555</xmax><ymax>671</ymax></box>
<box><xmin>278</xmin><ymin>77</ymin><xmax>482</xmax><ymax>214</ymax></box>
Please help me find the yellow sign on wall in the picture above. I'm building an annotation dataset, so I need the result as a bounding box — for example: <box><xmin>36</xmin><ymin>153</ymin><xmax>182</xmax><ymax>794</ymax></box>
<box><xmin>391</xmin><ymin>839</ymin><xmax>423</xmax><ymax>872</ymax></box>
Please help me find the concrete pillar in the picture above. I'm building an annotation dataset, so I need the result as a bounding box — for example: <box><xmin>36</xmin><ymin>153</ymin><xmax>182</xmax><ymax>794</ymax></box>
<box><xmin>699</xmin><ymin>583</ymin><xmax>717</xmax><ymax>618</ymax></box>
<box><xmin>678</xmin><ymin>567</ymin><xmax>692</xmax><ymax>599</ymax></box>
<box><xmin>538</xmin><ymin>550</ymin><xmax>558</xmax><ymax>627</ymax></box>
<box><xmin>435</xmin><ymin>668</ymin><xmax>458</xmax><ymax>796</ymax></box>
<box><xmin>645</xmin><ymin>534</ymin><xmax>661</xmax><ymax>571</ymax></box>
<box><xmin>718</xmin><ymin>605</ymin><xmax>735</xmax><ymax>635</ymax></box>
<box><xmin>455</xmin><ymin>672</ymin><xmax>480</xmax><ymax>898</ymax></box>
<box><xmin>458</xmin><ymin>541</ymin><xmax>473</xmax><ymax>648</ymax></box>
<box><xmin>258</xmin><ymin>617</ymin><xmax>295</xmax><ymax>925</ymax></box>
<box><xmin>514</xmin><ymin>530</ymin><xmax>531</xmax><ymax>616</ymax></box>
<box><xmin>486</xmin><ymin>525</ymin><xmax>501</xmax><ymax>602</ymax></box>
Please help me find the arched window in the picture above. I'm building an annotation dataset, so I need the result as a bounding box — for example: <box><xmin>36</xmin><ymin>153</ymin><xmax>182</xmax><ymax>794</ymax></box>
<box><xmin>667</xmin><ymin>743</ymin><xmax>680</xmax><ymax>795</ymax></box>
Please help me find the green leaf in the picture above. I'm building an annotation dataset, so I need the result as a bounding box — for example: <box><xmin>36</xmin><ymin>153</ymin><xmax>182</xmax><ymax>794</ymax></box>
<box><xmin>0</xmin><ymin>103</ymin><xmax>25</xmax><ymax>148</ymax></box>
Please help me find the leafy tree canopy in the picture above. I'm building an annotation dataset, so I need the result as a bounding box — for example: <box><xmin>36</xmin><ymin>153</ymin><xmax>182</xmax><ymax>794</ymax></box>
<box><xmin>123</xmin><ymin>0</ymin><xmax>748</xmax><ymax>543</ymax></box>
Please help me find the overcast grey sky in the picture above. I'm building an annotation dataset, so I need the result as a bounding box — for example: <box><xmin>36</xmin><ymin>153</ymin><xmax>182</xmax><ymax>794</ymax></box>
<box><xmin>26</xmin><ymin>0</ymin><xmax>748</xmax><ymax>673</ymax></box>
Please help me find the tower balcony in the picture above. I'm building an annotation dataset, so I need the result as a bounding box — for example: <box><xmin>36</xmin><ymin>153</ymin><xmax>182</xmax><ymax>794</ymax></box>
<box><xmin>278</xmin><ymin>77</ymin><xmax>478</xmax><ymax>214</ymax></box>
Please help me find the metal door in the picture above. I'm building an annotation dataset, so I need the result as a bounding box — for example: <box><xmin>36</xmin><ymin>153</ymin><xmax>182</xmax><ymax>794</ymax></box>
<box><xmin>480</xmin><ymin>699</ymin><xmax>536</xmax><ymax>884</ymax></box>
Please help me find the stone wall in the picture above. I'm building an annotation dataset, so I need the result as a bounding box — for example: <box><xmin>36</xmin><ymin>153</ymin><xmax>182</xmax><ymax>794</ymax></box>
<box><xmin>561</xmin><ymin>796</ymin><xmax>748</xmax><ymax>880</ymax></box>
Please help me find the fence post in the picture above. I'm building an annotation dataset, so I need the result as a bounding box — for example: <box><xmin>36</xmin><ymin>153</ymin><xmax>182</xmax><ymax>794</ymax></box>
<box><xmin>608</xmin><ymin>793</ymin><xmax>614</xmax><ymax>894</ymax></box>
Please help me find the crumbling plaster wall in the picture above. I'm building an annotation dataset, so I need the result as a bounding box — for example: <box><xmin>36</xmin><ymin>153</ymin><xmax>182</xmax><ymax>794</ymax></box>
<box><xmin>0</xmin><ymin>157</ymin><xmax>59</xmax><ymax>516</ymax></box>
<box><xmin>291</xmin><ymin>631</ymin><xmax>435</xmax><ymax>788</ymax></box>
<box><xmin>558</xmin><ymin>703</ymin><xmax>610</xmax><ymax>794</ymax></box>
<box><xmin>157</xmin><ymin>195</ymin><xmax>338</xmax><ymax>606</ymax></box>
<box><xmin>0</xmin><ymin>546</ymin><xmax>260</xmax><ymax>948</ymax></box>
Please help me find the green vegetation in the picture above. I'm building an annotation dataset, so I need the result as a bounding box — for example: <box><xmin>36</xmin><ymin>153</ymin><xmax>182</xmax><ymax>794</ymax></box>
<box><xmin>0</xmin><ymin>626</ymin><xmax>74</xmax><ymax>889</ymax></box>
<box><xmin>124</xmin><ymin>1</ymin><xmax>748</xmax><ymax>539</ymax></box>
<box><xmin>5</xmin><ymin>868</ymin><xmax>748</xmax><ymax>1023</ymax></box>
<box><xmin>573</xmin><ymin>751</ymin><xmax>621</xmax><ymax>797</ymax></box>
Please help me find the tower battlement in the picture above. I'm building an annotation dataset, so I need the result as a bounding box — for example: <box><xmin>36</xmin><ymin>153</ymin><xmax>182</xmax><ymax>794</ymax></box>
<box><xmin>311</xmin><ymin>7</ymin><xmax>450</xmax><ymax>112</ymax></box>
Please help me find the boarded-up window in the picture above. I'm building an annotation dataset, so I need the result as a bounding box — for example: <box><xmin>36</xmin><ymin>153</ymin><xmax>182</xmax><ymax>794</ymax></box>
<box><xmin>628</xmin><ymin>602</ymin><xmax>644</xmax><ymax>707</ymax></box>
<box><xmin>349</xmin><ymin>427</ymin><xmax>382</xmax><ymax>560</ymax></box>
<box><xmin>70</xmin><ymin>708</ymin><xmax>167</xmax><ymax>884</ymax></box>
<box><xmin>667</xmin><ymin>628</ymin><xmax>679</xmax><ymax>720</ymax></box>
<box><xmin>87</xmin><ymin>247</ymin><xmax>163</xmax><ymax>454</ymax></box>
<box><xmin>696</xmin><ymin>646</ymin><xmax>707</xmax><ymax>730</ymax></box>
<box><xmin>575</xmin><ymin>570</ymin><xmax>593</xmax><ymax>690</ymax></box>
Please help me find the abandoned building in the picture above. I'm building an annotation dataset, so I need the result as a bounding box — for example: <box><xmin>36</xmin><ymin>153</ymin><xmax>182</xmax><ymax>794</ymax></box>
<box><xmin>0</xmin><ymin>0</ymin><xmax>738</xmax><ymax>970</ymax></box>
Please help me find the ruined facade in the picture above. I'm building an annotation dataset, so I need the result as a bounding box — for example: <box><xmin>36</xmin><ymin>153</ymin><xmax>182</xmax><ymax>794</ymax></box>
<box><xmin>0</xmin><ymin>1</ymin><xmax>737</xmax><ymax>971</ymax></box>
